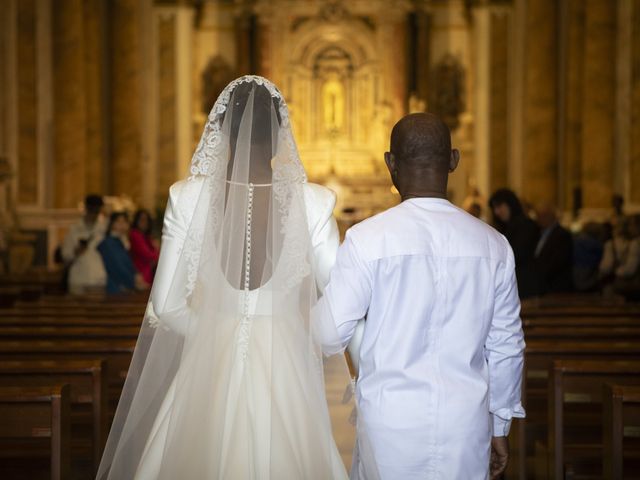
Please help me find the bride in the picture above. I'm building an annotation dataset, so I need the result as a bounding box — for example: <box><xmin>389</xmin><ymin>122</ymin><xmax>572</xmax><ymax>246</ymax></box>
<box><xmin>96</xmin><ymin>76</ymin><xmax>350</xmax><ymax>479</ymax></box>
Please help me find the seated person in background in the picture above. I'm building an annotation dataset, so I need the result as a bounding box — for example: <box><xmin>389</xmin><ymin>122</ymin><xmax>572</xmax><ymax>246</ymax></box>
<box><xmin>531</xmin><ymin>203</ymin><xmax>573</xmax><ymax>295</ymax></box>
<box><xmin>489</xmin><ymin>188</ymin><xmax>540</xmax><ymax>298</ymax></box>
<box><xmin>98</xmin><ymin>212</ymin><xmax>148</xmax><ymax>294</ymax></box>
<box><xmin>599</xmin><ymin>217</ymin><xmax>633</xmax><ymax>285</ymax></box>
<box><xmin>612</xmin><ymin>215</ymin><xmax>640</xmax><ymax>299</ymax></box>
<box><xmin>129</xmin><ymin>209</ymin><xmax>160</xmax><ymax>284</ymax></box>
<box><xmin>61</xmin><ymin>194</ymin><xmax>107</xmax><ymax>294</ymax></box>
<box><xmin>573</xmin><ymin>222</ymin><xmax>605</xmax><ymax>292</ymax></box>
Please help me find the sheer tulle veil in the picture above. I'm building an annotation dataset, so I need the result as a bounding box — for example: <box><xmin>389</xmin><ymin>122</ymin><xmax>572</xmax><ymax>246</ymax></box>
<box><xmin>96</xmin><ymin>76</ymin><xmax>351</xmax><ymax>479</ymax></box>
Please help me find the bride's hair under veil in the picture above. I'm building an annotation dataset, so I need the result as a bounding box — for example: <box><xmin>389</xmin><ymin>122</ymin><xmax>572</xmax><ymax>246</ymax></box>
<box><xmin>96</xmin><ymin>76</ymin><xmax>353</xmax><ymax>480</ymax></box>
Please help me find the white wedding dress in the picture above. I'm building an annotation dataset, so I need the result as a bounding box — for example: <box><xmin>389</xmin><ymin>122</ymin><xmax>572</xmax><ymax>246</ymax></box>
<box><xmin>136</xmin><ymin>178</ymin><xmax>346</xmax><ymax>479</ymax></box>
<box><xmin>97</xmin><ymin>76</ymin><xmax>351</xmax><ymax>480</ymax></box>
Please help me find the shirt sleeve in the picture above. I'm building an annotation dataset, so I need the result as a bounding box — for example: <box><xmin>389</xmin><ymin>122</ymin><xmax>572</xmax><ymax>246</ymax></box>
<box><xmin>312</xmin><ymin>231</ymin><xmax>372</xmax><ymax>356</ymax></box>
<box><xmin>486</xmin><ymin>247</ymin><xmax>526</xmax><ymax>436</ymax></box>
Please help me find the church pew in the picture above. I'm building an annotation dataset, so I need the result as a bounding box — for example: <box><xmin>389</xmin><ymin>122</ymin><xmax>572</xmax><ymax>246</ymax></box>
<box><xmin>0</xmin><ymin>385</ymin><xmax>71</xmax><ymax>480</ymax></box>
<box><xmin>0</xmin><ymin>315</ymin><xmax>141</xmax><ymax>328</ymax></box>
<box><xmin>0</xmin><ymin>359</ymin><xmax>108</xmax><ymax>472</ymax></box>
<box><xmin>524</xmin><ymin>326</ymin><xmax>640</xmax><ymax>341</ymax></box>
<box><xmin>16</xmin><ymin>300</ymin><xmax>146</xmax><ymax>308</ymax></box>
<box><xmin>0</xmin><ymin>306</ymin><xmax>146</xmax><ymax>318</ymax></box>
<box><xmin>0</xmin><ymin>339</ymin><xmax>135</xmax><ymax>411</ymax></box>
<box><xmin>17</xmin><ymin>292</ymin><xmax>148</xmax><ymax>307</ymax></box>
<box><xmin>522</xmin><ymin>304</ymin><xmax>640</xmax><ymax>318</ymax></box>
<box><xmin>524</xmin><ymin>340</ymin><xmax>640</xmax><ymax>416</ymax></box>
<box><xmin>521</xmin><ymin>340</ymin><xmax>640</xmax><ymax>478</ymax></box>
<box><xmin>603</xmin><ymin>384</ymin><xmax>640</xmax><ymax>480</ymax></box>
<box><xmin>547</xmin><ymin>360</ymin><xmax>640</xmax><ymax>479</ymax></box>
<box><xmin>0</xmin><ymin>325</ymin><xmax>141</xmax><ymax>340</ymax></box>
<box><xmin>522</xmin><ymin>316</ymin><xmax>640</xmax><ymax>328</ymax></box>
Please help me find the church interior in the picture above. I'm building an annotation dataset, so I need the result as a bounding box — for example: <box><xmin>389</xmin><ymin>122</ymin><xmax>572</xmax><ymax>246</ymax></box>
<box><xmin>0</xmin><ymin>0</ymin><xmax>639</xmax><ymax>478</ymax></box>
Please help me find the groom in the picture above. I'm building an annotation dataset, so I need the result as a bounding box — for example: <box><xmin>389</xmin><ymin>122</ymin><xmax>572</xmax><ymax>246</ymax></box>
<box><xmin>315</xmin><ymin>113</ymin><xmax>525</xmax><ymax>479</ymax></box>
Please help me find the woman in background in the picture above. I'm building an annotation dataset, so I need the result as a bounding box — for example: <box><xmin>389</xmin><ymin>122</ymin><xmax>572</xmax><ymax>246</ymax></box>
<box><xmin>489</xmin><ymin>188</ymin><xmax>540</xmax><ymax>298</ymax></box>
<box><xmin>98</xmin><ymin>212</ymin><xmax>148</xmax><ymax>294</ymax></box>
<box><xmin>130</xmin><ymin>209</ymin><xmax>160</xmax><ymax>284</ymax></box>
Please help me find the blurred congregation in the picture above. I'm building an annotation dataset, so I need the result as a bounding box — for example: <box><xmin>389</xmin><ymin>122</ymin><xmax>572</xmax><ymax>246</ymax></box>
<box><xmin>51</xmin><ymin>188</ymin><xmax>640</xmax><ymax>302</ymax></box>
<box><xmin>56</xmin><ymin>196</ymin><xmax>159</xmax><ymax>296</ymax></box>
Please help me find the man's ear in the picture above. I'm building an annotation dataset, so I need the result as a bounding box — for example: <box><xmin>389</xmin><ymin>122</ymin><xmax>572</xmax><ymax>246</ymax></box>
<box><xmin>384</xmin><ymin>152</ymin><xmax>397</xmax><ymax>177</ymax></box>
<box><xmin>449</xmin><ymin>149</ymin><xmax>460</xmax><ymax>173</ymax></box>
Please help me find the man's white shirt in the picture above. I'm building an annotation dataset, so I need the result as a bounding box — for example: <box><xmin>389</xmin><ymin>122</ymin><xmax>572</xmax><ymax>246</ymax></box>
<box><xmin>314</xmin><ymin>197</ymin><xmax>525</xmax><ymax>480</ymax></box>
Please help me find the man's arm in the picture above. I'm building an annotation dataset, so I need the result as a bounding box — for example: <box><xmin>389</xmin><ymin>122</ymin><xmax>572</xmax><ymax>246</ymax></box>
<box><xmin>312</xmin><ymin>232</ymin><xmax>372</xmax><ymax>356</ymax></box>
<box><xmin>486</xmin><ymin>247</ymin><xmax>526</xmax><ymax>437</ymax></box>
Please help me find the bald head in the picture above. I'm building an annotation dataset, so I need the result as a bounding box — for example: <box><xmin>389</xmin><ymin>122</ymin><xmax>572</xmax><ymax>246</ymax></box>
<box><xmin>385</xmin><ymin>113</ymin><xmax>459</xmax><ymax>200</ymax></box>
<box><xmin>390</xmin><ymin>113</ymin><xmax>452</xmax><ymax>169</ymax></box>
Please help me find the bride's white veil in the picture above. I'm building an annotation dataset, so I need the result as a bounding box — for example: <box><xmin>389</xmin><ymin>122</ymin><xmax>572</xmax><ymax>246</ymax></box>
<box><xmin>96</xmin><ymin>76</ymin><xmax>351</xmax><ymax>479</ymax></box>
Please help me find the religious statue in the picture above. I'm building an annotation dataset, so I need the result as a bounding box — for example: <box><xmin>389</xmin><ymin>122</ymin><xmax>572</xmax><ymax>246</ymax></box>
<box><xmin>321</xmin><ymin>72</ymin><xmax>345</xmax><ymax>133</ymax></box>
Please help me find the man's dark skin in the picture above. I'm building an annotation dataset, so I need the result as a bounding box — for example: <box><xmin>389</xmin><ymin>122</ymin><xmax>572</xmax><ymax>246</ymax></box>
<box><xmin>384</xmin><ymin>113</ymin><xmax>509</xmax><ymax>480</ymax></box>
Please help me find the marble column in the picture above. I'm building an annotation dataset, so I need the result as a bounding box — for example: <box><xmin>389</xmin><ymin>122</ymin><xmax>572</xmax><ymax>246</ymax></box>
<box><xmin>560</xmin><ymin>0</ymin><xmax>585</xmax><ymax>213</ymax></box>
<box><xmin>16</xmin><ymin>0</ymin><xmax>39</xmax><ymax>206</ymax></box>
<box><xmin>256</xmin><ymin>16</ymin><xmax>271</xmax><ymax>78</ymax></box>
<box><xmin>234</xmin><ymin>11</ymin><xmax>252</xmax><ymax>76</ymax></box>
<box><xmin>52</xmin><ymin>0</ymin><xmax>87</xmax><ymax>208</ymax></box>
<box><xmin>82</xmin><ymin>0</ymin><xmax>107</xmax><ymax>196</ymax></box>
<box><xmin>630</xmin><ymin>0</ymin><xmax>640</xmax><ymax>204</ymax></box>
<box><xmin>156</xmin><ymin>12</ymin><xmax>177</xmax><ymax>199</ymax></box>
<box><xmin>580</xmin><ymin>0</ymin><xmax>616</xmax><ymax>209</ymax></box>
<box><xmin>0</xmin><ymin>4</ymin><xmax>8</xmax><ymax>158</ymax></box>
<box><xmin>520</xmin><ymin>0</ymin><xmax>558</xmax><ymax>206</ymax></box>
<box><xmin>488</xmin><ymin>9</ymin><xmax>509</xmax><ymax>192</ymax></box>
<box><xmin>110</xmin><ymin>0</ymin><xmax>143</xmax><ymax>201</ymax></box>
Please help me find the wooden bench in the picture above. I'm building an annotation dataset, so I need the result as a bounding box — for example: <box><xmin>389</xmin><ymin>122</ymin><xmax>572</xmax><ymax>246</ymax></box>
<box><xmin>525</xmin><ymin>326</ymin><xmax>640</xmax><ymax>341</ymax></box>
<box><xmin>0</xmin><ymin>316</ymin><xmax>141</xmax><ymax>328</ymax></box>
<box><xmin>519</xmin><ymin>340</ymin><xmax>640</xmax><ymax>478</ymax></box>
<box><xmin>603</xmin><ymin>384</ymin><xmax>640</xmax><ymax>480</ymax></box>
<box><xmin>0</xmin><ymin>306</ymin><xmax>145</xmax><ymax>318</ymax></box>
<box><xmin>548</xmin><ymin>360</ymin><xmax>640</xmax><ymax>479</ymax></box>
<box><xmin>0</xmin><ymin>339</ymin><xmax>136</xmax><ymax>412</ymax></box>
<box><xmin>0</xmin><ymin>359</ymin><xmax>108</xmax><ymax>472</ymax></box>
<box><xmin>522</xmin><ymin>316</ymin><xmax>640</xmax><ymax>328</ymax></box>
<box><xmin>0</xmin><ymin>325</ymin><xmax>141</xmax><ymax>340</ymax></box>
<box><xmin>0</xmin><ymin>385</ymin><xmax>71</xmax><ymax>480</ymax></box>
